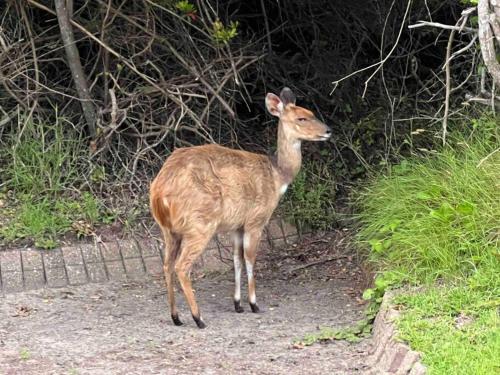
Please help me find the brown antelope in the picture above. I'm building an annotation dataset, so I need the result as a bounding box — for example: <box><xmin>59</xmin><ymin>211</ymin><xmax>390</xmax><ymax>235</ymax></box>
<box><xmin>150</xmin><ymin>87</ymin><xmax>331</xmax><ymax>328</ymax></box>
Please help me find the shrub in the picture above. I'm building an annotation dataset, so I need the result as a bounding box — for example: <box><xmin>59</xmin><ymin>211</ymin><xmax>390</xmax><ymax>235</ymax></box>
<box><xmin>281</xmin><ymin>157</ymin><xmax>337</xmax><ymax>231</ymax></box>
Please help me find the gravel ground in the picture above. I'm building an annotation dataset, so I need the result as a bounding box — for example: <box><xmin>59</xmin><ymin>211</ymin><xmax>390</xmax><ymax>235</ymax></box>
<box><xmin>0</xmin><ymin>231</ymin><xmax>372</xmax><ymax>375</ymax></box>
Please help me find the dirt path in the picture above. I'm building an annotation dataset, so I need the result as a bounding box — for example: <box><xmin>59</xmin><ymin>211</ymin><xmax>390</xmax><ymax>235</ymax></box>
<box><xmin>0</xmin><ymin>232</ymin><xmax>372</xmax><ymax>374</ymax></box>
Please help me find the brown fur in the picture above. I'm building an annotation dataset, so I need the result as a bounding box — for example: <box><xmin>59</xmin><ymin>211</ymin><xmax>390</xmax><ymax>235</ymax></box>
<box><xmin>151</xmin><ymin>145</ymin><xmax>278</xmax><ymax>235</ymax></box>
<box><xmin>150</xmin><ymin>87</ymin><xmax>331</xmax><ymax>328</ymax></box>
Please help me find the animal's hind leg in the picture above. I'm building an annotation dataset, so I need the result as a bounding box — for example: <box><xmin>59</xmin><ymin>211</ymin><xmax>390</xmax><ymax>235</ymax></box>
<box><xmin>161</xmin><ymin>229</ymin><xmax>182</xmax><ymax>326</ymax></box>
<box><xmin>243</xmin><ymin>227</ymin><xmax>264</xmax><ymax>313</ymax></box>
<box><xmin>174</xmin><ymin>230</ymin><xmax>213</xmax><ymax>329</ymax></box>
<box><xmin>233</xmin><ymin>228</ymin><xmax>244</xmax><ymax>313</ymax></box>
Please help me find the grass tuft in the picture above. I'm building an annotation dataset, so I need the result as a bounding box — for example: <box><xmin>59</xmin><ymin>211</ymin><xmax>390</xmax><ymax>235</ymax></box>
<box><xmin>0</xmin><ymin>114</ymin><xmax>113</xmax><ymax>249</ymax></box>
<box><xmin>2</xmin><ymin>114</ymin><xmax>86</xmax><ymax>198</ymax></box>
<box><xmin>355</xmin><ymin>118</ymin><xmax>499</xmax><ymax>283</ymax></box>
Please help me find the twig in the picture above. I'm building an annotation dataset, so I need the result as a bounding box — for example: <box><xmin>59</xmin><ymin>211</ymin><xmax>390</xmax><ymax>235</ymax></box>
<box><xmin>361</xmin><ymin>0</ymin><xmax>412</xmax><ymax>98</ymax></box>
<box><xmin>288</xmin><ymin>255</ymin><xmax>349</xmax><ymax>273</ymax></box>
<box><xmin>476</xmin><ymin>147</ymin><xmax>500</xmax><ymax>167</ymax></box>
<box><xmin>260</xmin><ymin>0</ymin><xmax>273</xmax><ymax>54</ymax></box>
<box><xmin>408</xmin><ymin>21</ymin><xmax>477</xmax><ymax>33</ymax></box>
<box><xmin>96</xmin><ymin>0</ymin><xmax>236</xmax><ymax>118</ymax></box>
<box><xmin>27</xmin><ymin>0</ymin><xmax>206</xmax><ymax>130</ymax></box>
<box><xmin>444</xmin><ymin>34</ymin><xmax>478</xmax><ymax>67</ymax></box>
<box><xmin>19</xmin><ymin>3</ymin><xmax>40</xmax><ymax>106</ymax></box>
<box><xmin>442</xmin><ymin>22</ymin><xmax>457</xmax><ymax>146</ymax></box>
<box><xmin>331</xmin><ymin>0</ymin><xmax>413</xmax><ymax>98</ymax></box>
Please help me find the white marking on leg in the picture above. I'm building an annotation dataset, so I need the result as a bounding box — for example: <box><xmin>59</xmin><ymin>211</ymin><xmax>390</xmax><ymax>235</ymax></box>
<box><xmin>233</xmin><ymin>232</ymin><xmax>242</xmax><ymax>248</ymax></box>
<box><xmin>234</xmin><ymin>232</ymin><xmax>244</xmax><ymax>301</ymax></box>
<box><xmin>245</xmin><ymin>259</ymin><xmax>256</xmax><ymax>304</ymax></box>
<box><xmin>245</xmin><ymin>259</ymin><xmax>254</xmax><ymax>278</ymax></box>
<box><xmin>293</xmin><ymin>141</ymin><xmax>301</xmax><ymax>150</ymax></box>
<box><xmin>280</xmin><ymin>184</ymin><xmax>288</xmax><ymax>195</ymax></box>
<box><xmin>243</xmin><ymin>233</ymin><xmax>251</xmax><ymax>251</ymax></box>
<box><xmin>234</xmin><ymin>252</ymin><xmax>241</xmax><ymax>301</ymax></box>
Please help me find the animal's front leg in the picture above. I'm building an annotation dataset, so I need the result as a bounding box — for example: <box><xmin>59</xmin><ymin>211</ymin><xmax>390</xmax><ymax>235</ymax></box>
<box><xmin>243</xmin><ymin>228</ymin><xmax>263</xmax><ymax>313</ymax></box>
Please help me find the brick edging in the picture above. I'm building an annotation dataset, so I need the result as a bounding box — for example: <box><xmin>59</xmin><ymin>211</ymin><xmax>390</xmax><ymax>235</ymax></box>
<box><xmin>0</xmin><ymin>217</ymin><xmax>300</xmax><ymax>294</ymax></box>
<box><xmin>367</xmin><ymin>291</ymin><xmax>427</xmax><ymax>375</ymax></box>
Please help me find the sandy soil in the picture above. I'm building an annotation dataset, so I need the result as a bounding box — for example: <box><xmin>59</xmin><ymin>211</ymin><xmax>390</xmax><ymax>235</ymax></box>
<box><xmin>0</xmin><ymin>231</ymin><xmax>372</xmax><ymax>375</ymax></box>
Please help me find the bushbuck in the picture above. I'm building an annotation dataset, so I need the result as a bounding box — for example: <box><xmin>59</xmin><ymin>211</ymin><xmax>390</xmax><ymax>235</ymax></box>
<box><xmin>150</xmin><ymin>87</ymin><xmax>331</xmax><ymax>328</ymax></box>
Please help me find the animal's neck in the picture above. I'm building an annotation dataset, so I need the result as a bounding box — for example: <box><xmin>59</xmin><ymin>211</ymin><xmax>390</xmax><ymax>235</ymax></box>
<box><xmin>274</xmin><ymin>121</ymin><xmax>302</xmax><ymax>185</ymax></box>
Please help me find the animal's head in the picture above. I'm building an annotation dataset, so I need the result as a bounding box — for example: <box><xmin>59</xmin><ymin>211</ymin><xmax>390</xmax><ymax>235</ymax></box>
<box><xmin>265</xmin><ymin>87</ymin><xmax>331</xmax><ymax>141</ymax></box>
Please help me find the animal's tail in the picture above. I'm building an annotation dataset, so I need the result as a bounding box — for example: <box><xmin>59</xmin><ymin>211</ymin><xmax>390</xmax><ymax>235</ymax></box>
<box><xmin>151</xmin><ymin>195</ymin><xmax>172</xmax><ymax>230</ymax></box>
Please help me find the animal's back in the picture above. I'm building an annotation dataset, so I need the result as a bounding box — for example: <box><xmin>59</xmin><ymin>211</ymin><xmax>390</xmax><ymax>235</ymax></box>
<box><xmin>150</xmin><ymin>144</ymin><xmax>278</xmax><ymax>233</ymax></box>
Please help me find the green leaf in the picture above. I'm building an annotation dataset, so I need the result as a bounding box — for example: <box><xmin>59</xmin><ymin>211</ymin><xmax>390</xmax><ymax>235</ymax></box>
<box><xmin>430</xmin><ymin>202</ymin><xmax>454</xmax><ymax>222</ymax></box>
<box><xmin>380</xmin><ymin>219</ymin><xmax>400</xmax><ymax>233</ymax></box>
<box><xmin>368</xmin><ymin>239</ymin><xmax>383</xmax><ymax>253</ymax></box>
<box><xmin>456</xmin><ymin>202</ymin><xmax>475</xmax><ymax>215</ymax></box>
<box><xmin>362</xmin><ymin>288</ymin><xmax>375</xmax><ymax>300</ymax></box>
<box><xmin>382</xmin><ymin>238</ymin><xmax>392</xmax><ymax>249</ymax></box>
<box><xmin>416</xmin><ymin>192</ymin><xmax>432</xmax><ymax>200</ymax></box>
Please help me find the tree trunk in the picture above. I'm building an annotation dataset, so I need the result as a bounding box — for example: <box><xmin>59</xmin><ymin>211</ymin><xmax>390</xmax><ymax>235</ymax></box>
<box><xmin>478</xmin><ymin>0</ymin><xmax>500</xmax><ymax>87</ymax></box>
<box><xmin>54</xmin><ymin>0</ymin><xmax>96</xmax><ymax>137</ymax></box>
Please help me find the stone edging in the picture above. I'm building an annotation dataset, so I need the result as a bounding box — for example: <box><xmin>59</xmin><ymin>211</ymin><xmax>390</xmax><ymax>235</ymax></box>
<box><xmin>0</xmin><ymin>217</ymin><xmax>299</xmax><ymax>295</ymax></box>
<box><xmin>367</xmin><ymin>291</ymin><xmax>427</xmax><ymax>375</ymax></box>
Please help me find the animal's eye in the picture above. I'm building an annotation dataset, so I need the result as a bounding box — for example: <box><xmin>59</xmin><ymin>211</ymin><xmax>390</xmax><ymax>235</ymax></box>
<box><xmin>297</xmin><ymin>117</ymin><xmax>308</xmax><ymax>122</ymax></box>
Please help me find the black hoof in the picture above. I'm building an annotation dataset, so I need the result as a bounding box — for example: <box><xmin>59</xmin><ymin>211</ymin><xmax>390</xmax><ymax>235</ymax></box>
<box><xmin>171</xmin><ymin>314</ymin><xmax>183</xmax><ymax>326</ymax></box>
<box><xmin>192</xmin><ymin>315</ymin><xmax>206</xmax><ymax>329</ymax></box>
<box><xmin>250</xmin><ymin>303</ymin><xmax>260</xmax><ymax>313</ymax></box>
<box><xmin>234</xmin><ymin>300</ymin><xmax>244</xmax><ymax>313</ymax></box>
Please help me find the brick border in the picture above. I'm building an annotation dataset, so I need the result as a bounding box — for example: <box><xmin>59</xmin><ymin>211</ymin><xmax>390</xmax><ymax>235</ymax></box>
<box><xmin>367</xmin><ymin>291</ymin><xmax>427</xmax><ymax>375</ymax></box>
<box><xmin>0</xmin><ymin>217</ymin><xmax>300</xmax><ymax>294</ymax></box>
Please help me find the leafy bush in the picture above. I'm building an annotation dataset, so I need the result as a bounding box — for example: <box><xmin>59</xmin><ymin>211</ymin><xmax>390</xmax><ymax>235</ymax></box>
<box><xmin>281</xmin><ymin>158</ymin><xmax>337</xmax><ymax>231</ymax></box>
<box><xmin>211</xmin><ymin>19</ymin><xmax>239</xmax><ymax>45</ymax></box>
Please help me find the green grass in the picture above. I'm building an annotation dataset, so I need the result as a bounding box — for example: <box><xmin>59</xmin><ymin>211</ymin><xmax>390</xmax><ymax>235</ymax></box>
<box><xmin>0</xmin><ymin>114</ymin><xmax>113</xmax><ymax>248</ymax></box>
<box><xmin>19</xmin><ymin>348</ymin><xmax>31</xmax><ymax>361</ymax></box>
<box><xmin>294</xmin><ymin>299</ymin><xmax>381</xmax><ymax>346</ymax></box>
<box><xmin>356</xmin><ymin>117</ymin><xmax>499</xmax><ymax>283</ymax></box>
<box><xmin>394</xmin><ymin>275</ymin><xmax>499</xmax><ymax>375</ymax></box>
<box><xmin>0</xmin><ymin>192</ymin><xmax>110</xmax><ymax>249</ymax></box>
<box><xmin>3</xmin><ymin>114</ymin><xmax>87</xmax><ymax>198</ymax></box>
<box><xmin>355</xmin><ymin>115</ymin><xmax>499</xmax><ymax>374</ymax></box>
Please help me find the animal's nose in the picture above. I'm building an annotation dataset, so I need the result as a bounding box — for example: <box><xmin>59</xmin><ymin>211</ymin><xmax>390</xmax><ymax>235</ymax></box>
<box><xmin>324</xmin><ymin>126</ymin><xmax>332</xmax><ymax>137</ymax></box>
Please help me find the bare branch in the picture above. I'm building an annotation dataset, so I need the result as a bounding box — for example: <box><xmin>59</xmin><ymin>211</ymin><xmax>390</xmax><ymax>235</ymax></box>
<box><xmin>54</xmin><ymin>0</ymin><xmax>97</xmax><ymax>137</ymax></box>
<box><xmin>408</xmin><ymin>21</ymin><xmax>477</xmax><ymax>33</ymax></box>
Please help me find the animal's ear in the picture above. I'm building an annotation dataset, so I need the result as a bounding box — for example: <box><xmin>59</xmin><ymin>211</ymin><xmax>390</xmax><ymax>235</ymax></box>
<box><xmin>280</xmin><ymin>87</ymin><xmax>296</xmax><ymax>106</ymax></box>
<box><xmin>265</xmin><ymin>93</ymin><xmax>284</xmax><ymax>117</ymax></box>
